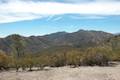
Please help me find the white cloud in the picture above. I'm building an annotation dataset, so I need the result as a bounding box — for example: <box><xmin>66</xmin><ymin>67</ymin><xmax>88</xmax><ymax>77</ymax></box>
<box><xmin>0</xmin><ymin>0</ymin><xmax>120</xmax><ymax>23</ymax></box>
<box><xmin>0</xmin><ymin>13</ymin><xmax>43</xmax><ymax>23</ymax></box>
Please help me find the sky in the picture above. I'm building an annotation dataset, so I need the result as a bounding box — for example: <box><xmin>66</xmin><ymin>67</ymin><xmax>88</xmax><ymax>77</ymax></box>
<box><xmin>0</xmin><ymin>0</ymin><xmax>120</xmax><ymax>37</ymax></box>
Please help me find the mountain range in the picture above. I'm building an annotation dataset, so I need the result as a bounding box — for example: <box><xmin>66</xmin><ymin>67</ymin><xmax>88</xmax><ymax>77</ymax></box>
<box><xmin>0</xmin><ymin>30</ymin><xmax>116</xmax><ymax>54</ymax></box>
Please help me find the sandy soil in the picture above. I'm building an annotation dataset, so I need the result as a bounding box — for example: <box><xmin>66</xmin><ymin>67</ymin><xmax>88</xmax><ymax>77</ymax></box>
<box><xmin>0</xmin><ymin>64</ymin><xmax>120</xmax><ymax>80</ymax></box>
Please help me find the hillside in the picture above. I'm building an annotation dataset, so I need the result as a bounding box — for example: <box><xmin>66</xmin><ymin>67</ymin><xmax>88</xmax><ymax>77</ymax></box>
<box><xmin>0</xmin><ymin>30</ymin><xmax>113</xmax><ymax>54</ymax></box>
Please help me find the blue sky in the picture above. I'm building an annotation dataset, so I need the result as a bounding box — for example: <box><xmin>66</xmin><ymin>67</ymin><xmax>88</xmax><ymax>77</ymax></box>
<box><xmin>0</xmin><ymin>0</ymin><xmax>120</xmax><ymax>37</ymax></box>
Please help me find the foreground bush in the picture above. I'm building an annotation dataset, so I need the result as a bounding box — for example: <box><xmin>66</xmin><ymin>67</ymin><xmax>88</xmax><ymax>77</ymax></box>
<box><xmin>81</xmin><ymin>48</ymin><xmax>110</xmax><ymax>66</ymax></box>
<box><xmin>0</xmin><ymin>51</ymin><xmax>10</xmax><ymax>70</ymax></box>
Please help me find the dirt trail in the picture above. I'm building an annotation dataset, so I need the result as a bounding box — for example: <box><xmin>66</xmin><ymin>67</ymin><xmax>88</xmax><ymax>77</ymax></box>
<box><xmin>0</xmin><ymin>64</ymin><xmax>120</xmax><ymax>80</ymax></box>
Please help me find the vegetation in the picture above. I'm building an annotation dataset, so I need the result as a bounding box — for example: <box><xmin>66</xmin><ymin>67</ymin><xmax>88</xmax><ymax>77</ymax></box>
<box><xmin>0</xmin><ymin>45</ymin><xmax>119</xmax><ymax>71</ymax></box>
<box><xmin>0</xmin><ymin>50</ymin><xmax>10</xmax><ymax>70</ymax></box>
<box><xmin>0</xmin><ymin>31</ymin><xmax>120</xmax><ymax>72</ymax></box>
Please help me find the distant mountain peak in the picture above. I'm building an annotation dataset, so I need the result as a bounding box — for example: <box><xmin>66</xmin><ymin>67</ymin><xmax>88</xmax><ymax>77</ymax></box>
<box><xmin>6</xmin><ymin>34</ymin><xmax>22</xmax><ymax>38</ymax></box>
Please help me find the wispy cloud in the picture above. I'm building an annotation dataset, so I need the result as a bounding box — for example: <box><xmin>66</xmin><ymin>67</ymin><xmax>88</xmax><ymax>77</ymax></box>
<box><xmin>52</xmin><ymin>16</ymin><xmax>63</xmax><ymax>21</ymax></box>
<box><xmin>46</xmin><ymin>15</ymin><xmax>55</xmax><ymax>21</ymax></box>
<box><xmin>70</xmin><ymin>15</ymin><xmax>105</xmax><ymax>19</ymax></box>
<box><xmin>0</xmin><ymin>0</ymin><xmax>120</xmax><ymax>23</ymax></box>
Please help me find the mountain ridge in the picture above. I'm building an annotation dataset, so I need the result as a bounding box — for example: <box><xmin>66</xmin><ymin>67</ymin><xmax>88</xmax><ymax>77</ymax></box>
<box><xmin>0</xmin><ymin>30</ymin><xmax>114</xmax><ymax>54</ymax></box>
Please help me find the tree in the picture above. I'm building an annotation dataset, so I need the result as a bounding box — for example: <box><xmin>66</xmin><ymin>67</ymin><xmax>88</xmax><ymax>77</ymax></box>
<box><xmin>24</xmin><ymin>54</ymin><xmax>35</xmax><ymax>71</ymax></box>
<box><xmin>82</xmin><ymin>48</ymin><xmax>110</xmax><ymax>66</ymax></box>
<box><xmin>0</xmin><ymin>50</ymin><xmax>10</xmax><ymax>70</ymax></box>
<box><xmin>35</xmin><ymin>55</ymin><xmax>50</xmax><ymax>70</ymax></box>
<box><xmin>66</xmin><ymin>50</ymin><xmax>82</xmax><ymax>67</ymax></box>
<box><xmin>11</xmin><ymin>34</ymin><xmax>25</xmax><ymax>58</ymax></box>
<box><xmin>11</xmin><ymin>34</ymin><xmax>26</xmax><ymax>71</ymax></box>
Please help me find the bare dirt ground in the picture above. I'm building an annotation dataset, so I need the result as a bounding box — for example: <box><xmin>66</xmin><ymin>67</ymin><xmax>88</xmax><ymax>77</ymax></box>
<box><xmin>0</xmin><ymin>63</ymin><xmax>120</xmax><ymax>80</ymax></box>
